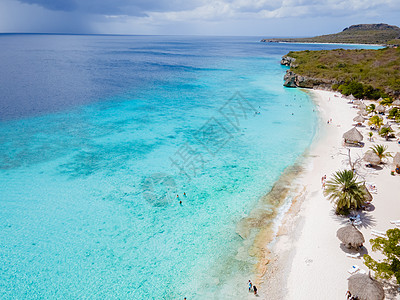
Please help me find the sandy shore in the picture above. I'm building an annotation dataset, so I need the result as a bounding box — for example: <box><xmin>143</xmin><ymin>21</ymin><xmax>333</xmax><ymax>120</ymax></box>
<box><xmin>258</xmin><ymin>89</ymin><xmax>400</xmax><ymax>299</ymax></box>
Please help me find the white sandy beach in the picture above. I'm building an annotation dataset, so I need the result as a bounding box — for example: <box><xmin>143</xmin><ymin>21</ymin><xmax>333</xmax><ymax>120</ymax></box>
<box><xmin>259</xmin><ymin>89</ymin><xmax>400</xmax><ymax>299</ymax></box>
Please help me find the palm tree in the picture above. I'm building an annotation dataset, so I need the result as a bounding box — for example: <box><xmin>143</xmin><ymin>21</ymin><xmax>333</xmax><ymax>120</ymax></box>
<box><xmin>366</xmin><ymin>104</ymin><xmax>376</xmax><ymax>114</ymax></box>
<box><xmin>324</xmin><ymin>170</ymin><xmax>366</xmax><ymax>215</ymax></box>
<box><xmin>379</xmin><ymin>127</ymin><xmax>394</xmax><ymax>141</ymax></box>
<box><xmin>379</xmin><ymin>97</ymin><xmax>393</xmax><ymax>106</ymax></box>
<box><xmin>368</xmin><ymin>115</ymin><xmax>384</xmax><ymax>130</ymax></box>
<box><xmin>368</xmin><ymin>131</ymin><xmax>374</xmax><ymax>141</ymax></box>
<box><xmin>370</xmin><ymin>144</ymin><xmax>392</xmax><ymax>163</ymax></box>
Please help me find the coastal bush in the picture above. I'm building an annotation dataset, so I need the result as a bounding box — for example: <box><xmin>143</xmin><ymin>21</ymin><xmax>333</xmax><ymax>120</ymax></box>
<box><xmin>324</xmin><ymin>170</ymin><xmax>365</xmax><ymax>215</ymax></box>
<box><xmin>388</xmin><ymin>108</ymin><xmax>400</xmax><ymax>122</ymax></box>
<box><xmin>364</xmin><ymin>228</ymin><xmax>400</xmax><ymax>284</ymax></box>
<box><xmin>285</xmin><ymin>48</ymin><xmax>400</xmax><ymax>98</ymax></box>
<box><xmin>337</xmin><ymin>81</ymin><xmax>386</xmax><ymax>100</ymax></box>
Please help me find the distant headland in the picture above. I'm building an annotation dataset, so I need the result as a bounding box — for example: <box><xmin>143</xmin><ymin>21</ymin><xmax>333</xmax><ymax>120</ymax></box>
<box><xmin>261</xmin><ymin>23</ymin><xmax>400</xmax><ymax>46</ymax></box>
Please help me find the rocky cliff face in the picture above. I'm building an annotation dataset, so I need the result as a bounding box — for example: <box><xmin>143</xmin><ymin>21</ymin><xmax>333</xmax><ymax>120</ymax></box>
<box><xmin>280</xmin><ymin>55</ymin><xmax>297</xmax><ymax>67</ymax></box>
<box><xmin>282</xmin><ymin>57</ymin><xmax>337</xmax><ymax>88</ymax></box>
<box><xmin>342</xmin><ymin>23</ymin><xmax>400</xmax><ymax>32</ymax></box>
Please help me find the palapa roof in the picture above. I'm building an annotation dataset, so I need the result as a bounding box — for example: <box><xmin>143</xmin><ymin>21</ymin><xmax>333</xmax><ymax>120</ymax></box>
<box><xmin>348</xmin><ymin>94</ymin><xmax>356</xmax><ymax>100</ymax></box>
<box><xmin>337</xmin><ymin>225</ymin><xmax>365</xmax><ymax>248</ymax></box>
<box><xmin>357</xmin><ymin>109</ymin><xmax>368</xmax><ymax>116</ymax></box>
<box><xmin>353</xmin><ymin>116</ymin><xmax>365</xmax><ymax>123</ymax></box>
<box><xmin>376</xmin><ymin>105</ymin><xmax>386</xmax><ymax>113</ymax></box>
<box><xmin>348</xmin><ymin>273</ymin><xmax>384</xmax><ymax>300</ymax></box>
<box><xmin>343</xmin><ymin>127</ymin><xmax>363</xmax><ymax>142</ymax></box>
<box><xmin>392</xmin><ymin>99</ymin><xmax>400</xmax><ymax>107</ymax></box>
<box><xmin>359</xmin><ymin>103</ymin><xmax>367</xmax><ymax>110</ymax></box>
<box><xmin>393</xmin><ymin>152</ymin><xmax>400</xmax><ymax>166</ymax></box>
<box><xmin>364</xmin><ymin>151</ymin><xmax>381</xmax><ymax>165</ymax></box>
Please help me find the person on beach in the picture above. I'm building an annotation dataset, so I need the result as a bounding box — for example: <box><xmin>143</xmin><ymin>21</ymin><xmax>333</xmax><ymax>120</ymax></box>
<box><xmin>346</xmin><ymin>290</ymin><xmax>351</xmax><ymax>299</ymax></box>
<box><xmin>248</xmin><ymin>280</ymin><xmax>252</xmax><ymax>292</ymax></box>
<box><xmin>183</xmin><ymin>192</ymin><xmax>187</xmax><ymax>197</ymax></box>
<box><xmin>253</xmin><ymin>285</ymin><xmax>257</xmax><ymax>295</ymax></box>
<box><xmin>179</xmin><ymin>200</ymin><xmax>182</xmax><ymax>205</ymax></box>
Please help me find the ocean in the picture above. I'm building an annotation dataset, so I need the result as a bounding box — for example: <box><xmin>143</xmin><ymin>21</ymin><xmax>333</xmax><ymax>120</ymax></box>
<box><xmin>0</xmin><ymin>34</ymin><xmax>377</xmax><ymax>299</ymax></box>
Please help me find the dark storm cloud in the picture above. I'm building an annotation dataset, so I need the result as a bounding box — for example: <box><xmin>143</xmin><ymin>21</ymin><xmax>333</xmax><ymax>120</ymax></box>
<box><xmin>17</xmin><ymin>0</ymin><xmax>202</xmax><ymax>16</ymax></box>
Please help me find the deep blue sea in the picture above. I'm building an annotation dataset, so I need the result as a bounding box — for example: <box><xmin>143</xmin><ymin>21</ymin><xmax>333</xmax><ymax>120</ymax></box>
<box><xmin>0</xmin><ymin>35</ymin><xmax>378</xmax><ymax>299</ymax></box>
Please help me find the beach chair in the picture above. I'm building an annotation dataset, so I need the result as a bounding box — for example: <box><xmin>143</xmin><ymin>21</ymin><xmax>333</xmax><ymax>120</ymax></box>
<box><xmin>348</xmin><ymin>265</ymin><xmax>360</xmax><ymax>274</ymax></box>
<box><xmin>346</xmin><ymin>253</ymin><xmax>361</xmax><ymax>259</ymax></box>
<box><xmin>371</xmin><ymin>230</ymin><xmax>386</xmax><ymax>238</ymax></box>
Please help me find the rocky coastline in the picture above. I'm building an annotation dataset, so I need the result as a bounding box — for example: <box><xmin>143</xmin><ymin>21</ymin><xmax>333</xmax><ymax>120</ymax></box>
<box><xmin>281</xmin><ymin>56</ymin><xmax>337</xmax><ymax>89</ymax></box>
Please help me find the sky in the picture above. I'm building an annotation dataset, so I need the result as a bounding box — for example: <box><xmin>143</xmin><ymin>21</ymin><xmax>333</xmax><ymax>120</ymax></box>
<box><xmin>0</xmin><ymin>0</ymin><xmax>399</xmax><ymax>36</ymax></box>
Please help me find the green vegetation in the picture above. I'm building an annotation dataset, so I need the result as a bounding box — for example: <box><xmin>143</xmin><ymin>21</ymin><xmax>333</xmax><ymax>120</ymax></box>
<box><xmin>286</xmin><ymin>47</ymin><xmax>400</xmax><ymax>98</ymax></box>
<box><xmin>388</xmin><ymin>107</ymin><xmax>400</xmax><ymax>122</ymax></box>
<box><xmin>379</xmin><ymin>127</ymin><xmax>394</xmax><ymax>140</ymax></box>
<box><xmin>368</xmin><ymin>131</ymin><xmax>374</xmax><ymax>141</ymax></box>
<box><xmin>324</xmin><ymin>170</ymin><xmax>366</xmax><ymax>215</ymax></box>
<box><xmin>368</xmin><ymin>115</ymin><xmax>384</xmax><ymax>129</ymax></box>
<box><xmin>369</xmin><ymin>144</ymin><xmax>392</xmax><ymax>163</ymax></box>
<box><xmin>380</xmin><ymin>98</ymin><xmax>394</xmax><ymax>106</ymax></box>
<box><xmin>262</xmin><ymin>24</ymin><xmax>400</xmax><ymax>45</ymax></box>
<box><xmin>364</xmin><ymin>228</ymin><xmax>400</xmax><ymax>284</ymax></box>
<box><xmin>366</xmin><ymin>104</ymin><xmax>376</xmax><ymax>114</ymax></box>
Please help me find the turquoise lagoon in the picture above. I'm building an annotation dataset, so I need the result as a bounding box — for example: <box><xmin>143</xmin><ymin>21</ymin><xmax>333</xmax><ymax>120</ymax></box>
<box><xmin>0</xmin><ymin>35</ymin><xmax>377</xmax><ymax>299</ymax></box>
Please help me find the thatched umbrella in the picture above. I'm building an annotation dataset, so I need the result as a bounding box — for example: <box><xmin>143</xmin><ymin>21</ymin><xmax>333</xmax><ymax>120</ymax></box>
<box><xmin>359</xmin><ymin>103</ymin><xmax>367</xmax><ymax>110</ymax></box>
<box><xmin>393</xmin><ymin>152</ymin><xmax>400</xmax><ymax>167</ymax></box>
<box><xmin>348</xmin><ymin>273</ymin><xmax>384</xmax><ymax>300</ymax></box>
<box><xmin>357</xmin><ymin>109</ymin><xmax>368</xmax><ymax>116</ymax></box>
<box><xmin>392</xmin><ymin>99</ymin><xmax>400</xmax><ymax>107</ymax></box>
<box><xmin>343</xmin><ymin>127</ymin><xmax>363</xmax><ymax>143</ymax></box>
<box><xmin>353</xmin><ymin>115</ymin><xmax>365</xmax><ymax>124</ymax></box>
<box><xmin>348</xmin><ymin>94</ymin><xmax>356</xmax><ymax>101</ymax></box>
<box><xmin>337</xmin><ymin>225</ymin><xmax>365</xmax><ymax>249</ymax></box>
<box><xmin>376</xmin><ymin>105</ymin><xmax>386</xmax><ymax>113</ymax></box>
<box><xmin>378</xmin><ymin>97</ymin><xmax>383</xmax><ymax>102</ymax></box>
<box><xmin>364</xmin><ymin>151</ymin><xmax>381</xmax><ymax>165</ymax></box>
<box><xmin>354</xmin><ymin>100</ymin><xmax>362</xmax><ymax>106</ymax></box>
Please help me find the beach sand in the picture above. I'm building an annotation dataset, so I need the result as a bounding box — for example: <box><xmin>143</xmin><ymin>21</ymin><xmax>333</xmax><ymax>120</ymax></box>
<box><xmin>257</xmin><ymin>89</ymin><xmax>400</xmax><ymax>299</ymax></box>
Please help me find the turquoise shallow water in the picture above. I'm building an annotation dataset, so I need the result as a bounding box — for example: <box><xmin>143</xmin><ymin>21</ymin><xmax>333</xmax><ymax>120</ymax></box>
<box><xmin>0</xmin><ymin>35</ymin><xmax>379</xmax><ymax>299</ymax></box>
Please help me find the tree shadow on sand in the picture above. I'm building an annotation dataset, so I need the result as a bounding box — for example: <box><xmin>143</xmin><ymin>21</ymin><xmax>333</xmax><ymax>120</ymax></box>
<box><xmin>331</xmin><ymin>209</ymin><xmax>377</xmax><ymax>229</ymax></box>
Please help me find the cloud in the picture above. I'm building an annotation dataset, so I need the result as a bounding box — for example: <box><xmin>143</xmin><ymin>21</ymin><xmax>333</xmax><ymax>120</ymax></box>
<box><xmin>16</xmin><ymin>0</ymin><xmax>205</xmax><ymax>16</ymax></box>
<box><xmin>2</xmin><ymin>0</ymin><xmax>400</xmax><ymax>35</ymax></box>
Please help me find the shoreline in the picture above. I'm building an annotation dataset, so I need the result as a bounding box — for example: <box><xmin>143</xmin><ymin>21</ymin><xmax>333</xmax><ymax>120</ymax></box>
<box><xmin>261</xmin><ymin>41</ymin><xmax>384</xmax><ymax>47</ymax></box>
<box><xmin>257</xmin><ymin>89</ymin><xmax>400</xmax><ymax>299</ymax></box>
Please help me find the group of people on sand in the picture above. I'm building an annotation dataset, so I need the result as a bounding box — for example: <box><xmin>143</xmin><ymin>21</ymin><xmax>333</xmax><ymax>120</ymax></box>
<box><xmin>248</xmin><ymin>280</ymin><xmax>258</xmax><ymax>295</ymax></box>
